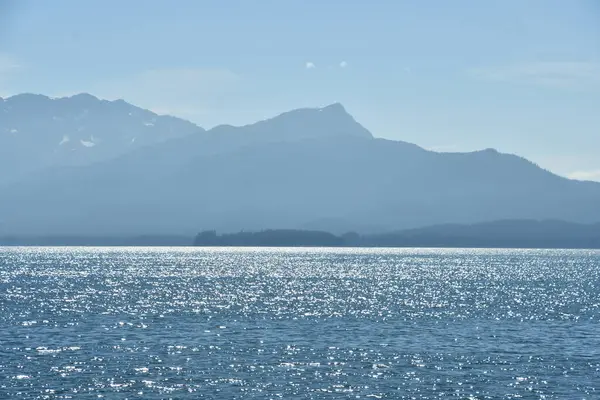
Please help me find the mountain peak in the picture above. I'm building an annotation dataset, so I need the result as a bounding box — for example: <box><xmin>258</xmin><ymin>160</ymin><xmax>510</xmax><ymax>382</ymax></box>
<box><xmin>256</xmin><ymin>103</ymin><xmax>373</xmax><ymax>140</ymax></box>
<box><xmin>294</xmin><ymin>102</ymin><xmax>348</xmax><ymax>116</ymax></box>
<box><xmin>0</xmin><ymin>92</ymin><xmax>205</xmax><ymax>185</ymax></box>
<box><xmin>65</xmin><ymin>93</ymin><xmax>100</xmax><ymax>103</ymax></box>
<box><xmin>6</xmin><ymin>93</ymin><xmax>50</xmax><ymax>103</ymax></box>
<box><xmin>209</xmin><ymin>103</ymin><xmax>373</xmax><ymax>142</ymax></box>
<box><xmin>319</xmin><ymin>102</ymin><xmax>346</xmax><ymax>112</ymax></box>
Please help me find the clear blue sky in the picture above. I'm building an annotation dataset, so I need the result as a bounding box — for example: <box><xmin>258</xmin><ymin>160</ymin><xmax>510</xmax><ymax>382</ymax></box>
<box><xmin>1</xmin><ymin>0</ymin><xmax>599</xmax><ymax>180</ymax></box>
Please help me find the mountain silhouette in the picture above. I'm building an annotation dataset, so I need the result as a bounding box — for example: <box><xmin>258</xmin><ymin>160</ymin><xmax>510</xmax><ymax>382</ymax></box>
<box><xmin>1</xmin><ymin>95</ymin><xmax>599</xmax><ymax>236</ymax></box>
<box><xmin>210</xmin><ymin>103</ymin><xmax>372</xmax><ymax>141</ymax></box>
<box><xmin>191</xmin><ymin>220</ymin><xmax>600</xmax><ymax>248</ymax></box>
<box><xmin>0</xmin><ymin>93</ymin><xmax>203</xmax><ymax>184</ymax></box>
<box><xmin>363</xmin><ymin>219</ymin><xmax>600</xmax><ymax>248</ymax></box>
<box><xmin>3</xmin><ymin>220</ymin><xmax>599</xmax><ymax>248</ymax></box>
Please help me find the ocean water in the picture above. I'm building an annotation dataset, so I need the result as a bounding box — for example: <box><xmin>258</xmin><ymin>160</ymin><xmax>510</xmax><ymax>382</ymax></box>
<box><xmin>1</xmin><ymin>247</ymin><xmax>599</xmax><ymax>399</ymax></box>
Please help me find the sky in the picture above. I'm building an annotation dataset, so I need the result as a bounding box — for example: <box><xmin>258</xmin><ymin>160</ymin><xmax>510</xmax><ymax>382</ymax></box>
<box><xmin>1</xmin><ymin>0</ymin><xmax>599</xmax><ymax>180</ymax></box>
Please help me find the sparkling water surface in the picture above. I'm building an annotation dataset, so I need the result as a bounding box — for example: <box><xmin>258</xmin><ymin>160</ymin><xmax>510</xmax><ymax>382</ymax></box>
<box><xmin>1</xmin><ymin>247</ymin><xmax>599</xmax><ymax>399</ymax></box>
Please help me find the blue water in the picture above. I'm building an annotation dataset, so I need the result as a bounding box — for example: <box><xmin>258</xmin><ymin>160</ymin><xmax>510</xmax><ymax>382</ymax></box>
<box><xmin>1</xmin><ymin>247</ymin><xmax>599</xmax><ymax>399</ymax></box>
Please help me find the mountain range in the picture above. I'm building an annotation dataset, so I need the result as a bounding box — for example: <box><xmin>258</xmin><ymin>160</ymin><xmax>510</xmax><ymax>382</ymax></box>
<box><xmin>194</xmin><ymin>219</ymin><xmax>600</xmax><ymax>248</ymax></box>
<box><xmin>0</xmin><ymin>93</ymin><xmax>202</xmax><ymax>184</ymax></box>
<box><xmin>1</xmin><ymin>93</ymin><xmax>599</xmax><ymax>236</ymax></box>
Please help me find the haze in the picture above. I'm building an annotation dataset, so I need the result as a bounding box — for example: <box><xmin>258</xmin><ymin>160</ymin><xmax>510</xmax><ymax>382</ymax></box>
<box><xmin>1</xmin><ymin>1</ymin><xmax>600</xmax><ymax>238</ymax></box>
<box><xmin>1</xmin><ymin>0</ymin><xmax>599</xmax><ymax>180</ymax></box>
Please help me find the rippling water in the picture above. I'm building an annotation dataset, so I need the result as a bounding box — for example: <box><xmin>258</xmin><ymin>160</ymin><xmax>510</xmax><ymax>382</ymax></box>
<box><xmin>1</xmin><ymin>247</ymin><xmax>599</xmax><ymax>399</ymax></box>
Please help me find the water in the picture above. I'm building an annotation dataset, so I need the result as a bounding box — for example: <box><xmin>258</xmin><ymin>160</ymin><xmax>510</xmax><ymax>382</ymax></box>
<box><xmin>1</xmin><ymin>247</ymin><xmax>599</xmax><ymax>399</ymax></box>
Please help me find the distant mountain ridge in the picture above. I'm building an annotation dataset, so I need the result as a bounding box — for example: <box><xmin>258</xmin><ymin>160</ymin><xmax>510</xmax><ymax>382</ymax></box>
<box><xmin>192</xmin><ymin>220</ymin><xmax>600</xmax><ymax>248</ymax></box>
<box><xmin>363</xmin><ymin>219</ymin><xmax>600</xmax><ymax>248</ymax></box>
<box><xmin>210</xmin><ymin>103</ymin><xmax>372</xmax><ymax>141</ymax></box>
<box><xmin>1</xmin><ymin>93</ymin><xmax>600</xmax><ymax>236</ymax></box>
<box><xmin>0</xmin><ymin>93</ymin><xmax>203</xmax><ymax>184</ymax></box>
<box><xmin>4</xmin><ymin>219</ymin><xmax>599</xmax><ymax>248</ymax></box>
